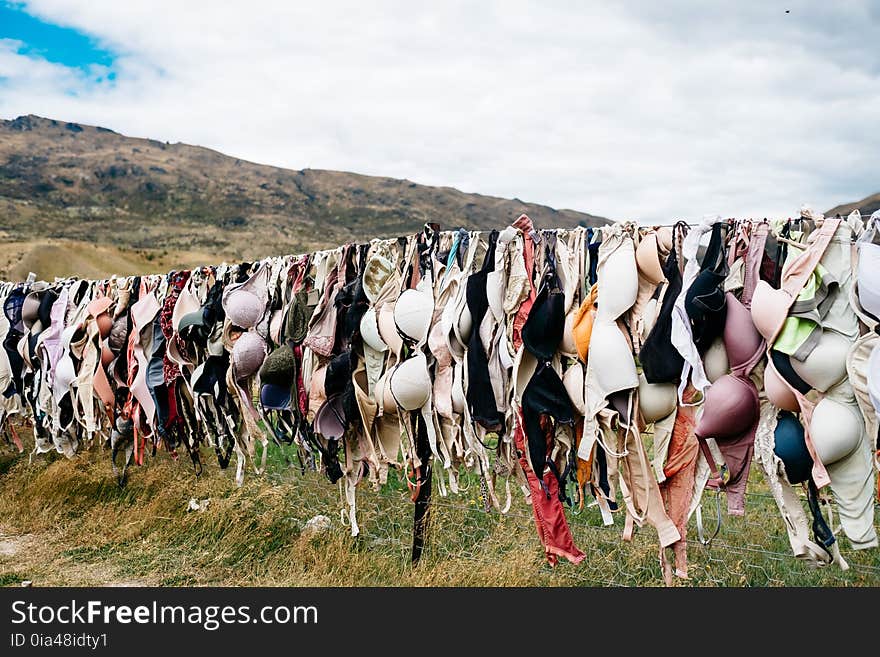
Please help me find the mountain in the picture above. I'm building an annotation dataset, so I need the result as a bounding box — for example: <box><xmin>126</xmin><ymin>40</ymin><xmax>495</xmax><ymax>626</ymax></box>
<box><xmin>0</xmin><ymin>115</ymin><xmax>607</xmax><ymax>280</ymax></box>
<box><xmin>826</xmin><ymin>192</ymin><xmax>880</xmax><ymax>218</ymax></box>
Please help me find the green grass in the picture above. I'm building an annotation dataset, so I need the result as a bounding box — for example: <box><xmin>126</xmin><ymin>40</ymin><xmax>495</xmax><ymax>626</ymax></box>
<box><xmin>0</xmin><ymin>572</ymin><xmax>26</xmax><ymax>586</ymax></box>
<box><xmin>0</xmin><ymin>432</ymin><xmax>877</xmax><ymax>587</ymax></box>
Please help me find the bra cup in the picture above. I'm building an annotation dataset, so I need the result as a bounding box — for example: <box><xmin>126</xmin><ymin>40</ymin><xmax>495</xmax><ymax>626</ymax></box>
<box><xmin>231</xmin><ymin>332</ymin><xmax>266</xmax><ymax>379</ymax></box>
<box><xmin>773</xmin><ymin>412</ymin><xmax>813</xmax><ymax>484</ymax></box>
<box><xmin>457</xmin><ymin>305</ymin><xmax>473</xmax><ymax>344</ymax></box>
<box><xmin>21</xmin><ymin>294</ymin><xmax>41</xmax><ymax>330</ymax></box>
<box><xmin>206</xmin><ymin>330</ymin><xmax>225</xmax><ymax>357</ymax></box>
<box><xmin>571</xmin><ymin>288</ymin><xmax>598</xmax><ymax>362</ymax></box>
<box><xmin>655</xmin><ymin>226</ymin><xmax>673</xmax><ymax>252</ymax></box>
<box><xmin>597</xmin><ymin>246</ymin><xmax>638</xmax><ymax>321</ymax></box>
<box><xmin>224</xmin><ymin>290</ymin><xmax>264</xmax><ymax>329</ymax></box>
<box><xmin>696</xmin><ymin>375</ymin><xmax>757</xmax><ymax>440</ymax></box>
<box><xmin>637</xmin><ymin>373</ymin><xmax>677</xmax><ymax>423</ymax></box>
<box><xmin>703</xmin><ymin>336</ymin><xmax>730</xmax><ymax>383</ymax></box>
<box><xmin>96</xmin><ymin>313</ymin><xmax>113</xmax><ymax>339</ymax></box>
<box><xmin>868</xmin><ymin>343</ymin><xmax>880</xmax><ymax>416</ymax></box>
<box><xmin>790</xmin><ymin>330</ymin><xmax>850</xmax><ymax>393</ymax></box>
<box><xmin>426</xmin><ymin>318</ymin><xmax>450</xmax><ymax>365</ymax></box>
<box><xmin>559</xmin><ymin>310</ymin><xmax>577</xmax><ymax>357</ymax></box>
<box><xmin>451</xmin><ymin>363</ymin><xmax>466</xmax><ymax>414</ymax></box>
<box><xmin>360</xmin><ymin>308</ymin><xmax>387</xmax><ymax>352</ymax></box>
<box><xmin>389</xmin><ymin>353</ymin><xmax>431</xmax><ymax>411</ymax></box>
<box><xmin>810</xmin><ymin>397</ymin><xmax>862</xmax><ymax>464</ymax></box>
<box><xmin>486</xmin><ymin>271</ymin><xmax>504</xmax><ymax>320</ymax></box>
<box><xmin>563</xmin><ymin>362</ymin><xmax>586</xmax><ymax>415</ymax></box>
<box><xmin>374</xmin><ymin>370</ymin><xmax>398</xmax><ymax>417</ymax></box>
<box><xmin>763</xmin><ymin>360</ymin><xmax>800</xmax><ymax>412</ymax></box>
<box><xmin>308</xmin><ymin>366</ymin><xmax>327</xmax><ymax>418</ymax></box>
<box><xmin>394</xmin><ymin>289</ymin><xmax>434</xmax><ymax>342</ymax></box>
<box><xmin>394</xmin><ymin>289</ymin><xmax>433</xmax><ymax>342</ymax></box>
<box><xmin>589</xmin><ymin>321</ymin><xmax>638</xmax><ymax>396</ymax></box>
<box><xmin>441</xmin><ymin>291</ymin><xmax>466</xmax><ymax>361</ymax></box>
<box><xmin>362</xmin><ymin>250</ymin><xmax>394</xmax><ymax>305</ymax></box>
<box><xmin>53</xmin><ymin>356</ymin><xmax>76</xmax><ymax>402</ymax></box>
<box><xmin>522</xmin><ymin>285</ymin><xmax>564</xmax><ymax>361</ymax></box>
<box><xmin>641</xmin><ymin>297</ymin><xmax>659</xmax><ymax>339</ymax></box>
<box><xmin>635</xmin><ymin>233</ymin><xmax>665</xmax><ymax>286</ymax></box>
<box><xmin>857</xmin><ymin>242</ymin><xmax>880</xmax><ymax>319</ymax></box>
<box><xmin>723</xmin><ymin>293</ymin><xmax>762</xmax><ymax>367</ymax></box>
<box><xmin>750</xmin><ymin>282</ymin><xmax>789</xmax><ymax>342</ymax></box>
<box><xmin>377</xmin><ymin>304</ymin><xmax>404</xmax><ymax>356</ymax></box>
<box><xmin>101</xmin><ymin>344</ymin><xmax>114</xmax><ymax>368</ymax></box>
<box><xmin>268</xmin><ymin>309</ymin><xmax>285</xmax><ymax>345</ymax></box>
<box><xmin>314</xmin><ymin>395</ymin><xmax>346</xmax><ymax>440</ymax></box>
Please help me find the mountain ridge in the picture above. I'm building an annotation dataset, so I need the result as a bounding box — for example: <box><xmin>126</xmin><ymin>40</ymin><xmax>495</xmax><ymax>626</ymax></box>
<box><xmin>826</xmin><ymin>192</ymin><xmax>880</xmax><ymax>218</ymax></box>
<box><xmin>0</xmin><ymin>114</ymin><xmax>608</xmax><ymax>280</ymax></box>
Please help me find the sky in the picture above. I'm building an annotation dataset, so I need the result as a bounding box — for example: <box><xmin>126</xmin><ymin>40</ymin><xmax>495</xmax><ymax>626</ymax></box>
<box><xmin>1</xmin><ymin>0</ymin><xmax>878</xmax><ymax>222</ymax></box>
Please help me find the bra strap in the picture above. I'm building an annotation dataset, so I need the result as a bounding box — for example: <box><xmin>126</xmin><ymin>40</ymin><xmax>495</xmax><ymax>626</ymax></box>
<box><xmin>742</xmin><ymin>221</ymin><xmax>769</xmax><ymax>308</ymax></box>
<box><xmin>779</xmin><ymin>216</ymin><xmax>841</xmax><ymax>299</ymax></box>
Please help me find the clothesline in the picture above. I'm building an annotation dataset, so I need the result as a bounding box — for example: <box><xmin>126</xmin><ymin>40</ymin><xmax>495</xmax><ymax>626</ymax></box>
<box><xmin>0</xmin><ymin>213</ymin><xmax>876</xmax><ymax>582</ymax></box>
<box><xmin>636</xmin><ymin>212</ymin><xmax>870</xmax><ymax>228</ymax></box>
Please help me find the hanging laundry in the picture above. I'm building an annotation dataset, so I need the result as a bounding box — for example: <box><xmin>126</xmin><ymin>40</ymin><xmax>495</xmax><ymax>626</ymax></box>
<box><xmin>0</xmin><ymin>209</ymin><xmax>877</xmax><ymax>583</ymax></box>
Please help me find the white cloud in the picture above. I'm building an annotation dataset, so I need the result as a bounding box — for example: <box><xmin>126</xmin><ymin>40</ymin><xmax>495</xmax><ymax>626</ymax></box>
<box><xmin>1</xmin><ymin>0</ymin><xmax>878</xmax><ymax>221</ymax></box>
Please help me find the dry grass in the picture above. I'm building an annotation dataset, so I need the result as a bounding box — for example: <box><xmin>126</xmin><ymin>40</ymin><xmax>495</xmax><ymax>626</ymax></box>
<box><xmin>0</xmin><ymin>239</ymin><xmax>221</xmax><ymax>281</ymax></box>
<box><xmin>1</xmin><ymin>115</ymin><xmax>608</xmax><ymax>277</ymax></box>
<box><xmin>0</xmin><ymin>433</ymin><xmax>878</xmax><ymax>587</ymax></box>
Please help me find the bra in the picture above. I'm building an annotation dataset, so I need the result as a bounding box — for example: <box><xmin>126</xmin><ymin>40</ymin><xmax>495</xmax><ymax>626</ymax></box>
<box><xmin>722</xmin><ymin>293</ymin><xmax>762</xmax><ymax>370</ymax></box>
<box><xmin>260</xmin><ymin>382</ymin><xmax>292</xmax><ymax>411</ymax></box>
<box><xmin>359</xmin><ymin>308</ymin><xmax>387</xmax><ymax>352</ymax></box>
<box><xmin>684</xmin><ymin>222</ymin><xmax>728</xmax><ymax>354</ymax></box>
<box><xmin>523</xmin><ymin>242</ymin><xmax>564</xmax><ymax>363</ymax></box>
<box><xmin>635</xmin><ymin>231</ymin><xmax>663</xmax><ymax>286</ymax></box>
<box><xmin>696</xmin><ymin>374</ymin><xmax>759</xmax><ymax>441</ymax></box>
<box><xmin>751</xmin><ymin>217</ymin><xmax>841</xmax><ymax>344</ymax></box>
<box><xmin>809</xmin><ymin>396</ymin><xmax>863</xmax><ymax>465</ymax></box>
<box><xmin>637</xmin><ymin>373</ymin><xmax>677</xmax><ymax>423</ymax></box>
<box><xmin>570</xmin><ymin>283</ymin><xmax>598</xmax><ymax>363</ymax></box>
<box><xmin>389</xmin><ymin>351</ymin><xmax>432</xmax><ymax>411</ymax></box>
<box><xmin>596</xmin><ymin>225</ymin><xmax>638</xmax><ymax>322</ymax></box>
<box><xmin>703</xmin><ymin>337</ymin><xmax>729</xmax><ymax>382</ymax></box>
<box><xmin>640</xmin><ymin>226</ymin><xmax>686</xmax><ymax>384</ymax></box>
<box><xmin>773</xmin><ymin>411</ymin><xmax>812</xmax><ymax>485</ymax></box>
<box><xmin>856</xmin><ymin>211</ymin><xmax>880</xmax><ymax>321</ymax></box>
<box><xmin>563</xmin><ymin>361</ymin><xmax>586</xmax><ymax>415</ymax></box>
<box><xmin>394</xmin><ymin>287</ymin><xmax>433</xmax><ymax>344</ymax></box>
<box><xmin>589</xmin><ymin>321</ymin><xmax>638</xmax><ymax>397</ymax></box>
<box><xmin>788</xmin><ymin>329</ymin><xmax>849</xmax><ymax>393</ymax></box>
<box><xmin>521</xmin><ymin>361</ymin><xmax>574</xmax><ymax>486</ymax></box>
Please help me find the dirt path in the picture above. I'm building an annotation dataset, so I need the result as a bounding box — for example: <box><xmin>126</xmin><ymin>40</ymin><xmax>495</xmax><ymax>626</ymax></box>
<box><xmin>0</xmin><ymin>524</ymin><xmax>154</xmax><ymax>587</ymax></box>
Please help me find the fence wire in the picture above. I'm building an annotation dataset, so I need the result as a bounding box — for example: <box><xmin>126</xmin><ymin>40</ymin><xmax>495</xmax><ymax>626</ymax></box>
<box><xmin>4</xmin><ymin>428</ymin><xmax>877</xmax><ymax>587</ymax></box>
<box><xmin>262</xmin><ymin>447</ymin><xmax>880</xmax><ymax>587</ymax></box>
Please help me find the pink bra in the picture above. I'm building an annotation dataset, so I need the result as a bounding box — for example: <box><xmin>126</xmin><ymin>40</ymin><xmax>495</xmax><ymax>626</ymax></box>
<box><xmin>750</xmin><ymin>217</ymin><xmax>840</xmax><ymax>343</ymax></box>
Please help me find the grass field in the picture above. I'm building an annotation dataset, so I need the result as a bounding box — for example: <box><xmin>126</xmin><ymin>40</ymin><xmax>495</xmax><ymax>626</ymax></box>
<box><xmin>0</xmin><ymin>239</ymin><xmax>221</xmax><ymax>282</ymax></box>
<box><xmin>1</xmin><ymin>430</ymin><xmax>878</xmax><ymax>587</ymax></box>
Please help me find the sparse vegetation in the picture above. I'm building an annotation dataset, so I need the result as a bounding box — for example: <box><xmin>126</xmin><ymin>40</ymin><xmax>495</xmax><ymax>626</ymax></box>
<box><xmin>0</xmin><ymin>115</ymin><xmax>608</xmax><ymax>281</ymax></box>
<box><xmin>1</xmin><ymin>432</ymin><xmax>877</xmax><ymax>587</ymax></box>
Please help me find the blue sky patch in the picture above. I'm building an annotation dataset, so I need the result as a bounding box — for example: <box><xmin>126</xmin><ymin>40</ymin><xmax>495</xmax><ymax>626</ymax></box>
<box><xmin>0</xmin><ymin>2</ymin><xmax>117</xmax><ymax>72</ymax></box>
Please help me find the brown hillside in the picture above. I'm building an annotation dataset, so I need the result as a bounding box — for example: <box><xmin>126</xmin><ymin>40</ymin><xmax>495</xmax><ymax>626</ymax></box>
<box><xmin>826</xmin><ymin>192</ymin><xmax>880</xmax><ymax>218</ymax></box>
<box><xmin>0</xmin><ymin>115</ymin><xmax>608</xmax><ymax>279</ymax></box>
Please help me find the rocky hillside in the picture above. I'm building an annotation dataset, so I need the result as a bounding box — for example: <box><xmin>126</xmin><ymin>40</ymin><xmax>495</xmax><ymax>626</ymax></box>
<box><xmin>0</xmin><ymin>115</ymin><xmax>607</xmax><ymax>278</ymax></box>
<box><xmin>826</xmin><ymin>192</ymin><xmax>880</xmax><ymax>218</ymax></box>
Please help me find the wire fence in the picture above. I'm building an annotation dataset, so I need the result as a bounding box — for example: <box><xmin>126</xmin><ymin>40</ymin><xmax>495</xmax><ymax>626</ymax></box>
<box><xmin>262</xmin><ymin>447</ymin><xmax>880</xmax><ymax>587</ymax></box>
<box><xmin>3</xmin><ymin>425</ymin><xmax>878</xmax><ymax>587</ymax></box>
